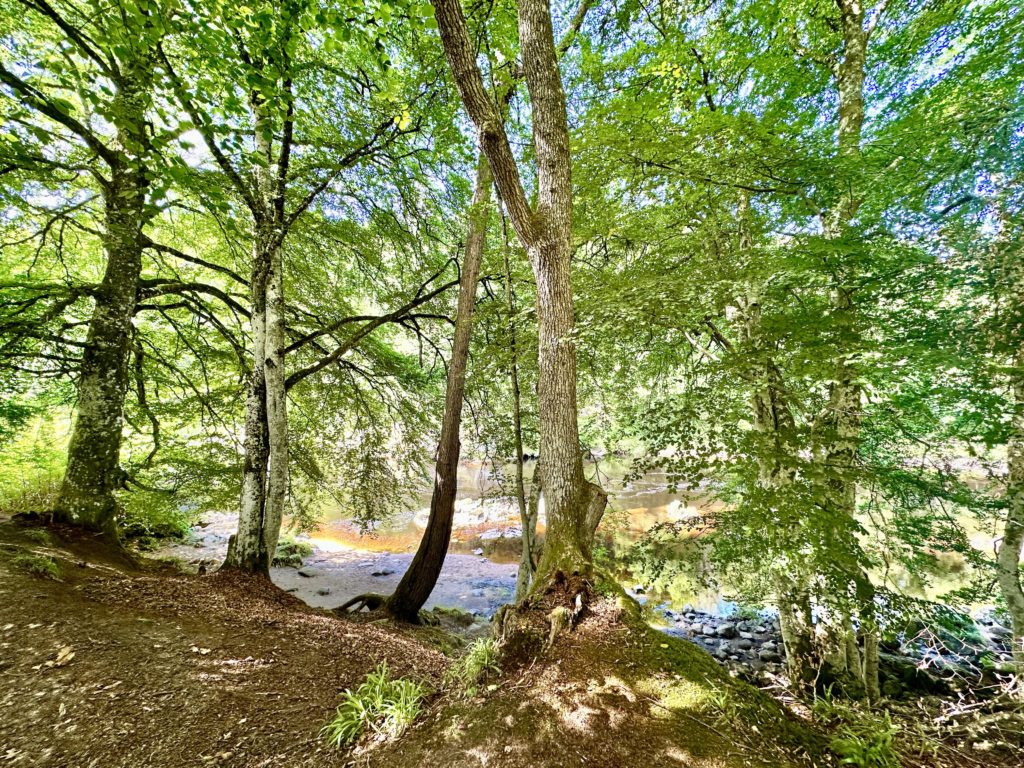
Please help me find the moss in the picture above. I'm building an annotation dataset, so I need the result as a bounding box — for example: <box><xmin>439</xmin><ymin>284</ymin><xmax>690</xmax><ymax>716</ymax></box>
<box><xmin>272</xmin><ymin>536</ymin><xmax>314</xmax><ymax>568</ymax></box>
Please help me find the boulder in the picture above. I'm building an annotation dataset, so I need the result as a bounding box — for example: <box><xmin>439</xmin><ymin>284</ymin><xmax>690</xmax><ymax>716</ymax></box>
<box><xmin>758</xmin><ymin>649</ymin><xmax>782</xmax><ymax>663</ymax></box>
<box><xmin>716</xmin><ymin>622</ymin><xmax>738</xmax><ymax>639</ymax></box>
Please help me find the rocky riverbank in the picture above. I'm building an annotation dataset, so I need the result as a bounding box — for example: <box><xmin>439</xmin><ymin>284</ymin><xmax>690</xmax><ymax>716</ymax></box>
<box><xmin>639</xmin><ymin>593</ymin><xmax>1019</xmax><ymax>696</ymax></box>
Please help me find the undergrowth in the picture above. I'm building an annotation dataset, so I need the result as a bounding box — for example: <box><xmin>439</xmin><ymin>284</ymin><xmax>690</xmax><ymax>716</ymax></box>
<box><xmin>443</xmin><ymin>638</ymin><xmax>501</xmax><ymax>698</ymax></box>
<box><xmin>12</xmin><ymin>552</ymin><xmax>61</xmax><ymax>579</ymax></box>
<box><xmin>321</xmin><ymin>662</ymin><xmax>426</xmax><ymax>748</ymax></box>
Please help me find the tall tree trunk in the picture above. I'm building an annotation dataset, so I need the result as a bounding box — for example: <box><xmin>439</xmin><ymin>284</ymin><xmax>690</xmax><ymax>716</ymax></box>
<box><xmin>55</xmin><ymin>65</ymin><xmax>153</xmax><ymax>536</ymax></box>
<box><xmin>225</xmin><ymin>231</ymin><xmax>273</xmax><ymax>573</ymax></box>
<box><xmin>736</xmin><ymin>191</ymin><xmax>823</xmax><ymax>685</ymax></box>
<box><xmin>385</xmin><ymin>157</ymin><xmax>492</xmax><ymax>621</ymax></box>
<box><xmin>432</xmin><ymin>0</ymin><xmax>605</xmax><ymax>592</ymax></box>
<box><xmin>997</xmin><ymin>222</ymin><xmax>1024</xmax><ymax>671</ymax></box>
<box><xmin>503</xmin><ymin>211</ymin><xmax>535</xmax><ymax>602</ymax></box>
<box><xmin>816</xmin><ymin>0</ymin><xmax>880</xmax><ymax>701</ymax></box>
<box><xmin>518</xmin><ymin>0</ymin><xmax>605</xmax><ymax>582</ymax></box>
<box><xmin>999</xmin><ymin>365</ymin><xmax>1024</xmax><ymax>670</ymax></box>
<box><xmin>225</xmin><ymin>91</ymin><xmax>286</xmax><ymax>575</ymax></box>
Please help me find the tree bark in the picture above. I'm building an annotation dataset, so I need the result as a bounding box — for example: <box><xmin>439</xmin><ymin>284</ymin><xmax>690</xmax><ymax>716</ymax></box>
<box><xmin>503</xmin><ymin>212</ymin><xmax>536</xmax><ymax>602</ymax></box>
<box><xmin>385</xmin><ymin>156</ymin><xmax>492</xmax><ymax>621</ymax></box>
<box><xmin>432</xmin><ymin>0</ymin><xmax>605</xmax><ymax>591</ymax></box>
<box><xmin>817</xmin><ymin>0</ymin><xmax>880</xmax><ymax>701</ymax></box>
<box><xmin>224</xmin><ymin>91</ymin><xmax>287</xmax><ymax>575</ymax></box>
<box><xmin>997</xmin><ymin>255</ymin><xmax>1024</xmax><ymax>671</ymax></box>
<box><xmin>55</xmin><ymin>62</ymin><xmax>154</xmax><ymax>536</ymax></box>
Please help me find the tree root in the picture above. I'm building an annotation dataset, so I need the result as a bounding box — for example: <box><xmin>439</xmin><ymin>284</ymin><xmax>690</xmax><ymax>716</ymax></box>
<box><xmin>333</xmin><ymin>593</ymin><xmax>388</xmax><ymax>614</ymax></box>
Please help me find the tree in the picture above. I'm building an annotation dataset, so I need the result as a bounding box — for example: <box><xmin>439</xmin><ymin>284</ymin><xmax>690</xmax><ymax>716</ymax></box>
<box><xmin>384</xmin><ymin>156</ymin><xmax>493</xmax><ymax>621</ymax></box>
<box><xmin>0</xmin><ymin>0</ymin><xmax>176</xmax><ymax>535</ymax></box>
<box><xmin>432</xmin><ymin>0</ymin><xmax>606</xmax><ymax>589</ymax></box>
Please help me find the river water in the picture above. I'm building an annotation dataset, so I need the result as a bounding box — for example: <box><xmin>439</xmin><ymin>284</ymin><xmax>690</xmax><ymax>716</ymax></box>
<box><xmin>281</xmin><ymin>458</ymin><xmax>994</xmax><ymax>617</ymax></box>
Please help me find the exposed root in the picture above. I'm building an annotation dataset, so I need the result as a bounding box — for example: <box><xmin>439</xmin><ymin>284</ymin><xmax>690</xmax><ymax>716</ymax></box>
<box><xmin>333</xmin><ymin>593</ymin><xmax>388</xmax><ymax>614</ymax></box>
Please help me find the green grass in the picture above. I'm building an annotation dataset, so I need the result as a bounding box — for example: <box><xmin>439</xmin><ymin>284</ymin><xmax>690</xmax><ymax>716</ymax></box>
<box><xmin>830</xmin><ymin>711</ymin><xmax>900</xmax><ymax>768</ymax></box>
<box><xmin>443</xmin><ymin>638</ymin><xmax>501</xmax><ymax>698</ymax></box>
<box><xmin>12</xmin><ymin>552</ymin><xmax>60</xmax><ymax>579</ymax></box>
<box><xmin>321</xmin><ymin>662</ymin><xmax>426</xmax><ymax>748</ymax></box>
<box><xmin>23</xmin><ymin>528</ymin><xmax>51</xmax><ymax>545</ymax></box>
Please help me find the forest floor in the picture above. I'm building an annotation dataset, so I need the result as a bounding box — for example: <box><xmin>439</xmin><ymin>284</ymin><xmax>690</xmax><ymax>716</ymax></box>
<box><xmin>1</xmin><ymin>517</ymin><xmax>1022</xmax><ymax>768</ymax></box>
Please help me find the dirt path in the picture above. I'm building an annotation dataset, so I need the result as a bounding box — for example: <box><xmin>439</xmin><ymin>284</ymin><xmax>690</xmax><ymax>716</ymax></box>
<box><xmin>0</xmin><ymin>522</ymin><xmax>446</xmax><ymax>768</ymax></box>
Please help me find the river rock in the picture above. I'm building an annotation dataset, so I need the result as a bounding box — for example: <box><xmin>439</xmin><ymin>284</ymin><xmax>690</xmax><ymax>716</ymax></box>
<box><xmin>297</xmin><ymin>567</ymin><xmax>318</xmax><ymax>578</ymax></box>
<box><xmin>761</xmin><ymin>640</ymin><xmax>777</xmax><ymax>651</ymax></box>
<box><xmin>316</xmin><ymin>588</ymin><xmax>331</xmax><ymax>596</ymax></box>
<box><xmin>702</xmin><ymin>624</ymin><xmax>717</xmax><ymax>636</ymax></box>
<box><xmin>371</xmin><ymin>568</ymin><xmax>395</xmax><ymax>577</ymax></box>
<box><xmin>758</xmin><ymin>648</ymin><xmax>782</xmax><ymax>663</ymax></box>
<box><xmin>736</xmin><ymin>638</ymin><xmax>754</xmax><ymax>650</ymax></box>
<box><xmin>986</xmin><ymin>624</ymin><xmax>1012</xmax><ymax>641</ymax></box>
<box><xmin>716</xmin><ymin>622</ymin><xmax>738</xmax><ymax>639</ymax></box>
<box><xmin>739</xmin><ymin>631</ymin><xmax>754</xmax><ymax>640</ymax></box>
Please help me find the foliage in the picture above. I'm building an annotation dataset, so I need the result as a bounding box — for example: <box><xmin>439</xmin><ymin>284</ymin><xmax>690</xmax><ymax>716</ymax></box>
<box><xmin>11</xmin><ymin>552</ymin><xmax>60</xmax><ymax>580</ymax></box>
<box><xmin>320</xmin><ymin>662</ymin><xmax>426</xmax><ymax>748</ymax></box>
<box><xmin>443</xmin><ymin>639</ymin><xmax>501</xmax><ymax>698</ymax></box>
<box><xmin>272</xmin><ymin>536</ymin><xmax>313</xmax><ymax>568</ymax></box>
<box><xmin>830</xmin><ymin>711</ymin><xmax>901</xmax><ymax>768</ymax></box>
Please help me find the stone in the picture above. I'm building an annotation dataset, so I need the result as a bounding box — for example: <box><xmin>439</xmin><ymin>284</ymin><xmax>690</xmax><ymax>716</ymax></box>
<box><xmin>761</xmin><ymin>640</ymin><xmax>777</xmax><ymax>651</ymax></box>
<box><xmin>702</xmin><ymin>624</ymin><xmax>717</xmax><ymax>636</ymax></box>
<box><xmin>316</xmin><ymin>588</ymin><xmax>331</xmax><ymax>596</ymax></box>
<box><xmin>297</xmin><ymin>567</ymin><xmax>317</xmax><ymax>578</ymax></box>
<box><xmin>371</xmin><ymin>569</ymin><xmax>395</xmax><ymax>577</ymax></box>
<box><xmin>633</xmin><ymin>584</ymin><xmax>646</xmax><ymax>594</ymax></box>
<box><xmin>987</xmin><ymin>624</ymin><xmax>1012</xmax><ymax>641</ymax></box>
<box><xmin>739</xmin><ymin>631</ymin><xmax>754</xmax><ymax>640</ymax></box>
<box><xmin>472</xmin><ymin>548</ymin><xmax>485</xmax><ymax>556</ymax></box>
<box><xmin>758</xmin><ymin>649</ymin><xmax>782</xmax><ymax>663</ymax></box>
<box><xmin>736</xmin><ymin>638</ymin><xmax>754</xmax><ymax>650</ymax></box>
<box><xmin>682</xmin><ymin>604</ymin><xmax>694</xmax><ymax>614</ymax></box>
<box><xmin>716</xmin><ymin>622</ymin><xmax>738</xmax><ymax>639</ymax></box>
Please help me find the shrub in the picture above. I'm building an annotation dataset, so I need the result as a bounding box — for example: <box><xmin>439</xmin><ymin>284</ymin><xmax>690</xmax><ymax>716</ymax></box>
<box><xmin>321</xmin><ymin>663</ymin><xmax>425</xmax><ymax>748</ymax></box>
<box><xmin>12</xmin><ymin>553</ymin><xmax>60</xmax><ymax>579</ymax></box>
<box><xmin>443</xmin><ymin>638</ymin><xmax>501</xmax><ymax>698</ymax></box>
<box><xmin>0</xmin><ymin>472</ymin><xmax>61</xmax><ymax>517</ymax></box>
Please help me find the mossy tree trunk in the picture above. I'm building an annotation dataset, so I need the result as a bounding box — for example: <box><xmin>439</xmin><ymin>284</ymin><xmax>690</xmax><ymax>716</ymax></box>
<box><xmin>54</xmin><ymin>59</ymin><xmax>156</xmax><ymax>536</ymax></box>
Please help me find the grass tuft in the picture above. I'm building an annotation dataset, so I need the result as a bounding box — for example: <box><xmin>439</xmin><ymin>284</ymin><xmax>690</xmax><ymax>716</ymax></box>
<box><xmin>443</xmin><ymin>638</ymin><xmax>501</xmax><ymax>698</ymax></box>
<box><xmin>321</xmin><ymin>662</ymin><xmax>425</xmax><ymax>748</ymax></box>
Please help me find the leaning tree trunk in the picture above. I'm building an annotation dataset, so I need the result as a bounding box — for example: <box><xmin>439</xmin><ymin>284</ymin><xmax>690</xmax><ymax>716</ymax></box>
<box><xmin>55</xmin><ymin>66</ymin><xmax>153</xmax><ymax>536</ymax></box>
<box><xmin>385</xmin><ymin>157</ymin><xmax>492</xmax><ymax>621</ymax></box>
